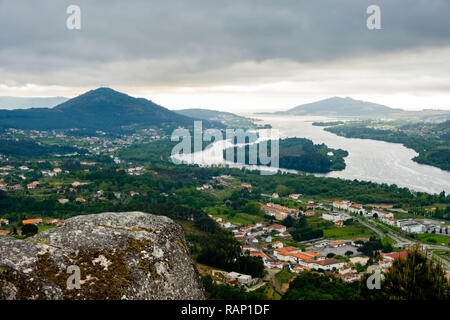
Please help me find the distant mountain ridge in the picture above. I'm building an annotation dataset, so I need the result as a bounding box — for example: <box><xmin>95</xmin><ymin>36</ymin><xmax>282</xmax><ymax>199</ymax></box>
<box><xmin>175</xmin><ymin>108</ymin><xmax>259</xmax><ymax>128</ymax></box>
<box><xmin>175</xmin><ymin>108</ymin><xmax>236</xmax><ymax>120</ymax></box>
<box><xmin>0</xmin><ymin>88</ymin><xmax>218</xmax><ymax>131</ymax></box>
<box><xmin>0</xmin><ymin>96</ymin><xmax>68</xmax><ymax>109</ymax></box>
<box><xmin>276</xmin><ymin>97</ymin><xmax>403</xmax><ymax>117</ymax></box>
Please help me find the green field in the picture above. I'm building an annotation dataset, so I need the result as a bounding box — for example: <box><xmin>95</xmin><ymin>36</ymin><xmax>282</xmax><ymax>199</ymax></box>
<box><xmin>209</xmin><ymin>212</ymin><xmax>265</xmax><ymax>226</ymax></box>
<box><xmin>255</xmin><ymin>284</ymin><xmax>282</xmax><ymax>300</ymax></box>
<box><xmin>37</xmin><ymin>225</ymin><xmax>56</xmax><ymax>233</ymax></box>
<box><xmin>415</xmin><ymin>233</ymin><xmax>450</xmax><ymax>246</ymax></box>
<box><xmin>322</xmin><ymin>222</ymin><xmax>377</xmax><ymax>239</ymax></box>
<box><xmin>432</xmin><ymin>250</ymin><xmax>450</xmax><ymax>262</ymax></box>
<box><xmin>275</xmin><ymin>268</ymin><xmax>295</xmax><ymax>284</ymax></box>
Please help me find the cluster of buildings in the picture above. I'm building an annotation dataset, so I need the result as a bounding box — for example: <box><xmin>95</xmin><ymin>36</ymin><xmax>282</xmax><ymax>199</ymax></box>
<box><xmin>21</xmin><ymin>218</ymin><xmax>64</xmax><ymax>226</ymax></box>
<box><xmin>226</xmin><ymin>272</ymin><xmax>256</xmax><ymax>286</ymax></box>
<box><xmin>41</xmin><ymin>168</ymin><xmax>64</xmax><ymax>177</ymax></box>
<box><xmin>367</xmin><ymin>251</ymin><xmax>408</xmax><ymax>273</ymax></box>
<box><xmin>209</xmin><ymin>212</ymin><xmax>366</xmax><ymax>281</ymax></box>
<box><xmin>321</xmin><ymin>212</ymin><xmax>352</xmax><ymax>227</ymax></box>
<box><xmin>274</xmin><ymin>246</ymin><xmax>345</xmax><ymax>271</ymax></box>
<box><xmin>261</xmin><ymin>202</ymin><xmax>300</xmax><ymax>221</ymax></box>
<box><xmin>3</xmin><ymin>127</ymin><xmax>166</xmax><ymax>158</ymax></box>
<box><xmin>0</xmin><ymin>217</ymin><xmax>65</xmax><ymax>237</ymax></box>
<box><xmin>126</xmin><ymin>166</ymin><xmax>146</xmax><ymax>176</ymax></box>
<box><xmin>206</xmin><ymin>175</ymin><xmax>253</xmax><ymax>191</ymax></box>
<box><xmin>333</xmin><ymin>201</ymin><xmax>366</xmax><ymax>215</ymax></box>
<box><xmin>332</xmin><ymin>199</ymin><xmax>449</xmax><ymax>236</ymax></box>
<box><xmin>395</xmin><ymin>219</ymin><xmax>447</xmax><ymax>234</ymax></box>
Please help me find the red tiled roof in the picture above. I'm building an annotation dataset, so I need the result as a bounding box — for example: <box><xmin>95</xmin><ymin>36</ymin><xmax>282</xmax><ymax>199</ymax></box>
<box><xmin>380</xmin><ymin>251</ymin><xmax>408</xmax><ymax>260</ymax></box>
<box><xmin>22</xmin><ymin>218</ymin><xmax>42</xmax><ymax>224</ymax></box>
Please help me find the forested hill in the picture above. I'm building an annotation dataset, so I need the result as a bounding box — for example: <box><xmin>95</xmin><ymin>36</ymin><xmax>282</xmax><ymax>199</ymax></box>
<box><xmin>0</xmin><ymin>88</ymin><xmax>220</xmax><ymax>132</ymax></box>
<box><xmin>0</xmin><ymin>138</ymin><xmax>81</xmax><ymax>158</ymax></box>
<box><xmin>175</xmin><ymin>108</ymin><xmax>262</xmax><ymax>129</ymax></box>
<box><xmin>276</xmin><ymin>97</ymin><xmax>403</xmax><ymax>117</ymax></box>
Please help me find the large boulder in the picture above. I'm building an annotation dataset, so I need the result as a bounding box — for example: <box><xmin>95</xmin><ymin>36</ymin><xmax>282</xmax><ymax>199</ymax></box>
<box><xmin>0</xmin><ymin>212</ymin><xmax>205</xmax><ymax>300</ymax></box>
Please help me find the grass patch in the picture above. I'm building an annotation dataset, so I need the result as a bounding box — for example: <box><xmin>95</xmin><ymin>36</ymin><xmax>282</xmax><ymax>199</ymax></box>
<box><xmin>211</xmin><ymin>212</ymin><xmax>264</xmax><ymax>226</ymax></box>
<box><xmin>37</xmin><ymin>225</ymin><xmax>56</xmax><ymax>233</ymax></box>
<box><xmin>415</xmin><ymin>233</ymin><xmax>450</xmax><ymax>246</ymax></box>
<box><xmin>323</xmin><ymin>222</ymin><xmax>377</xmax><ymax>239</ymax></box>
<box><xmin>432</xmin><ymin>250</ymin><xmax>450</xmax><ymax>262</ymax></box>
<box><xmin>255</xmin><ymin>284</ymin><xmax>282</xmax><ymax>300</ymax></box>
<box><xmin>275</xmin><ymin>268</ymin><xmax>295</xmax><ymax>284</ymax></box>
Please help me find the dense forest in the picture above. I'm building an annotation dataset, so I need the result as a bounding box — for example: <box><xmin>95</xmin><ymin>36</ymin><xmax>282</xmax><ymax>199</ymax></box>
<box><xmin>0</xmin><ymin>138</ymin><xmax>81</xmax><ymax>158</ymax></box>
<box><xmin>224</xmin><ymin>137</ymin><xmax>348</xmax><ymax>173</ymax></box>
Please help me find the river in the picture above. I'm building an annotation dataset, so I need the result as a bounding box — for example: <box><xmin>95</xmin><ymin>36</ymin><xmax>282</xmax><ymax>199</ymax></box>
<box><xmin>173</xmin><ymin>115</ymin><xmax>450</xmax><ymax>194</ymax></box>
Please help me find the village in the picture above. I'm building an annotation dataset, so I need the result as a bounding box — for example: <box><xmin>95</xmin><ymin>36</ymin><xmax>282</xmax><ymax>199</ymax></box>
<box><xmin>0</xmin><ymin>136</ymin><xmax>449</xmax><ymax>295</ymax></box>
<box><xmin>195</xmin><ymin>175</ymin><xmax>450</xmax><ymax>291</ymax></box>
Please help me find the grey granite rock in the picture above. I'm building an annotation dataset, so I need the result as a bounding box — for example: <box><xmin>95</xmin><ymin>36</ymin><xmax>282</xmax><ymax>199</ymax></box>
<box><xmin>0</xmin><ymin>212</ymin><xmax>205</xmax><ymax>300</ymax></box>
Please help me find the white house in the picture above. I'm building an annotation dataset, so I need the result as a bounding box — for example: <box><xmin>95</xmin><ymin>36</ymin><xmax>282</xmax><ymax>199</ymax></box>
<box><xmin>322</xmin><ymin>212</ymin><xmax>352</xmax><ymax>222</ymax></box>
<box><xmin>348</xmin><ymin>204</ymin><xmax>366</xmax><ymax>215</ymax></box>
<box><xmin>399</xmin><ymin>221</ymin><xmax>426</xmax><ymax>234</ymax></box>
<box><xmin>372</xmin><ymin>208</ymin><xmax>394</xmax><ymax>219</ymax></box>
<box><xmin>265</xmin><ymin>224</ymin><xmax>287</xmax><ymax>233</ymax></box>
<box><xmin>218</xmin><ymin>221</ymin><xmax>233</xmax><ymax>229</ymax></box>
<box><xmin>238</xmin><ymin>274</ymin><xmax>253</xmax><ymax>285</ymax></box>
<box><xmin>333</xmin><ymin>201</ymin><xmax>348</xmax><ymax>210</ymax></box>
<box><xmin>272</xmin><ymin>241</ymin><xmax>284</xmax><ymax>249</ymax></box>
<box><xmin>227</xmin><ymin>272</ymin><xmax>253</xmax><ymax>285</ymax></box>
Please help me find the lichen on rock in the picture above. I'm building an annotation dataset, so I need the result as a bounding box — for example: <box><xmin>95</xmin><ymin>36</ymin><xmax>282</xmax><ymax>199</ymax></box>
<box><xmin>0</xmin><ymin>212</ymin><xmax>205</xmax><ymax>300</ymax></box>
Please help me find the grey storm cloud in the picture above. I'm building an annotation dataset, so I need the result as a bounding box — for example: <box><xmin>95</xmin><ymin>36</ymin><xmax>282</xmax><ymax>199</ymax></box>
<box><xmin>0</xmin><ymin>0</ymin><xmax>449</xmax><ymax>87</ymax></box>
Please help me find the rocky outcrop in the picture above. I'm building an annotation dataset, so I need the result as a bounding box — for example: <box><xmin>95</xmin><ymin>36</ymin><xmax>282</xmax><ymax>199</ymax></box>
<box><xmin>0</xmin><ymin>212</ymin><xmax>205</xmax><ymax>300</ymax></box>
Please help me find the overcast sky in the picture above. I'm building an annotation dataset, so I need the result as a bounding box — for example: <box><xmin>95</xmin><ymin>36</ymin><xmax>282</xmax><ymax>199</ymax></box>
<box><xmin>0</xmin><ymin>0</ymin><xmax>449</xmax><ymax>112</ymax></box>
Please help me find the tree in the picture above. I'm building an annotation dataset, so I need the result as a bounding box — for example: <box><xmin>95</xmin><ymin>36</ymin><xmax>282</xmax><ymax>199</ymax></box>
<box><xmin>243</xmin><ymin>201</ymin><xmax>263</xmax><ymax>215</ymax></box>
<box><xmin>194</xmin><ymin>215</ymin><xmax>217</xmax><ymax>233</ymax></box>
<box><xmin>275</xmin><ymin>184</ymin><xmax>289</xmax><ymax>196</ymax></box>
<box><xmin>357</xmin><ymin>237</ymin><xmax>382</xmax><ymax>258</ymax></box>
<box><xmin>22</xmin><ymin>224</ymin><xmax>38</xmax><ymax>237</ymax></box>
<box><xmin>282</xmin><ymin>215</ymin><xmax>295</xmax><ymax>228</ymax></box>
<box><xmin>344</xmin><ymin>250</ymin><xmax>353</xmax><ymax>257</ymax></box>
<box><xmin>233</xmin><ymin>256</ymin><xmax>264</xmax><ymax>278</ymax></box>
<box><xmin>360</xmin><ymin>245</ymin><xmax>449</xmax><ymax>300</ymax></box>
<box><xmin>381</xmin><ymin>242</ymin><xmax>393</xmax><ymax>253</ymax></box>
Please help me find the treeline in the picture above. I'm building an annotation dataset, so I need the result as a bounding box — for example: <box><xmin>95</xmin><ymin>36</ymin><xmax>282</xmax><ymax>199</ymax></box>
<box><xmin>312</xmin><ymin>121</ymin><xmax>344</xmax><ymax>127</ymax></box>
<box><xmin>0</xmin><ymin>138</ymin><xmax>80</xmax><ymax>158</ymax></box>
<box><xmin>284</xmin><ymin>245</ymin><xmax>449</xmax><ymax>300</ymax></box>
<box><xmin>283</xmin><ymin>272</ymin><xmax>360</xmax><ymax>300</ymax></box>
<box><xmin>202</xmin><ymin>275</ymin><xmax>267</xmax><ymax>300</ymax></box>
<box><xmin>289</xmin><ymin>216</ymin><xmax>324</xmax><ymax>242</ymax></box>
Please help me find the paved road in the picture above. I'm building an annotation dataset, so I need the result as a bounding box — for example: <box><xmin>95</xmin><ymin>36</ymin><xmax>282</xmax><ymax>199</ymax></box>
<box><xmin>355</xmin><ymin>217</ymin><xmax>450</xmax><ymax>269</ymax></box>
<box><xmin>247</xmin><ymin>281</ymin><xmax>267</xmax><ymax>292</ymax></box>
<box><xmin>355</xmin><ymin>217</ymin><xmax>391</xmax><ymax>239</ymax></box>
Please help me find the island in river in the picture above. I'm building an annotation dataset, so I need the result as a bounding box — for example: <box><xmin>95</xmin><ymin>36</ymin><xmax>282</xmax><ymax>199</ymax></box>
<box><xmin>224</xmin><ymin>137</ymin><xmax>348</xmax><ymax>173</ymax></box>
